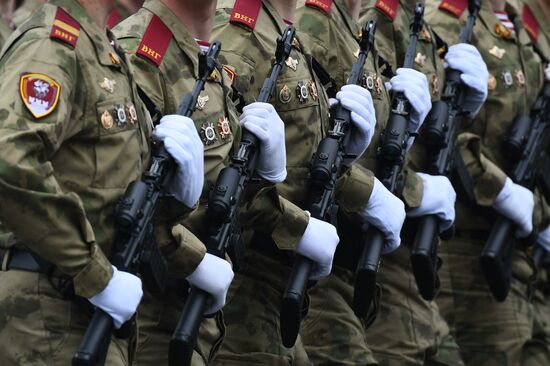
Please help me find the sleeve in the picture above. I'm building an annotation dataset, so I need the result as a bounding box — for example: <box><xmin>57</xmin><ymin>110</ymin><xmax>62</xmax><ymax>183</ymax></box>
<box><xmin>0</xmin><ymin>36</ymin><xmax>113</xmax><ymax>298</ymax></box>
<box><xmin>335</xmin><ymin>164</ymin><xmax>376</xmax><ymax>213</ymax></box>
<box><xmin>457</xmin><ymin>132</ymin><xmax>507</xmax><ymax>206</ymax></box>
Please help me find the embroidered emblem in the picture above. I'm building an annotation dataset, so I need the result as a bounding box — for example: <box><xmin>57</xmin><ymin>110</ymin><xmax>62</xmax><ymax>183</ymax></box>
<box><xmin>19</xmin><ymin>73</ymin><xmax>61</xmax><ymax>119</ymax></box>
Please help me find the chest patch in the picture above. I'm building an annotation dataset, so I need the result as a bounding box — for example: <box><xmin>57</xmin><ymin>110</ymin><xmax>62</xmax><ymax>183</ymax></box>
<box><xmin>19</xmin><ymin>73</ymin><xmax>61</xmax><ymax>119</ymax></box>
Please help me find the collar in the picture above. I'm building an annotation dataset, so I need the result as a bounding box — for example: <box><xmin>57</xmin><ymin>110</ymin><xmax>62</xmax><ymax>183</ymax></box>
<box><xmin>334</xmin><ymin>0</ymin><xmax>359</xmax><ymax>37</ymax></box>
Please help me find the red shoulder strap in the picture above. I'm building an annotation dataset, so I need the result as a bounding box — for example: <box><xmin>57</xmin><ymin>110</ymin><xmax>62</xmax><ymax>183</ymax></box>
<box><xmin>375</xmin><ymin>0</ymin><xmax>399</xmax><ymax>21</ymax></box>
<box><xmin>305</xmin><ymin>0</ymin><xmax>334</xmax><ymax>15</ymax></box>
<box><xmin>522</xmin><ymin>4</ymin><xmax>539</xmax><ymax>43</ymax></box>
<box><xmin>136</xmin><ymin>15</ymin><xmax>172</xmax><ymax>67</ymax></box>
<box><xmin>50</xmin><ymin>7</ymin><xmax>81</xmax><ymax>48</ymax></box>
<box><xmin>438</xmin><ymin>0</ymin><xmax>468</xmax><ymax>18</ymax></box>
<box><xmin>230</xmin><ymin>0</ymin><xmax>262</xmax><ymax>30</ymax></box>
<box><xmin>107</xmin><ymin>9</ymin><xmax>122</xmax><ymax>29</ymax></box>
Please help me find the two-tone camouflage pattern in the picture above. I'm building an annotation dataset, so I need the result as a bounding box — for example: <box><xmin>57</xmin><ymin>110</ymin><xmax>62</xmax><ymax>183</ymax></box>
<box><xmin>12</xmin><ymin>0</ymin><xmax>43</xmax><ymax>28</ymax></box>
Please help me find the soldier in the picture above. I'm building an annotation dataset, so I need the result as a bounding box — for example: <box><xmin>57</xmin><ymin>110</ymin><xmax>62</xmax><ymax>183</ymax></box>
<box><xmin>426</xmin><ymin>0</ymin><xmax>550</xmax><ymax>364</ymax></box>
<box><xmin>209</xmin><ymin>0</ymin><xmax>421</xmax><ymax>364</ymax></box>
<box><xmin>295</xmin><ymin>0</ymin><xmax>463</xmax><ymax>364</ymax></box>
<box><xmin>0</xmin><ymin>0</ymin><xmax>207</xmax><ymax>364</ymax></box>
<box><xmin>359</xmin><ymin>0</ymin><xmax>489</xmax><ymax>364</ymax></box>
<box><xmin>114</xmin><ymin>0</ymin><xmax>328</xmax><ymax>364</ymax></box>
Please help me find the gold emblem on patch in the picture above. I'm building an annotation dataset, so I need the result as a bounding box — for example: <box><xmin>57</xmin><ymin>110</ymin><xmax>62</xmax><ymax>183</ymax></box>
<box><xmin>209</xmin><ymin>70</ymin><xmax>219</xmax><ymax>82</ymax></box>
<box><xmin>489</xmin><ymin>45</ymin><xmax>506</xmax><ymax>59</ymax></box>
<box><xmin>353</xmin><ymin>49</ymin><xmax>360</xmax><ymax>59</ymax></box>
<box><xmin>420</xmin><ymin>26</ymin><xmax>432</xmax><ymax>42</ymax></box>
<box><xmin>217</xmin><ymin>116</ymin><xmax>232</xmax><ymax>140</ymax></box>
<box><xmin>196</xmin><ymin>94</ymin><xmax>209</xmax><ymax>111</ymax></box>
<box><xmin>495</xmin><ymin>23</ymin><xmax>512</xmax><ymax>38</ymax></box>
<box><xmin>109</xmin><ymin>52</ymin><xmax>120</xmax><ymax>65</ymax></box>
<box><xmin>308</xmin><ymin>80</ymin><xmax>318</xmax><ymax>101</ymax></box>
<box><xmin>292</xmin><ymin>38</ymin><xmax>301</xmax><ymax>50</ymax></box>
<box><xmin>285</xmin><ymin>56</ymin><xmax>298</xmax><ymax>71</ymax></box>
<box><xmin>488</xmin><ymin>74</ymin><xmax>497</xmax><ymax>91</ymax></box>
<box><xmin>99</xmin><ymin>77</ymin><xmax>116</xmax><ymax>93</ymax></box>
<box><xmin>515</xmin><ymin>70</ymin><xmax>525</xmax><ymax>87</ymax></box>
<box><xmin>101</xmin><ymin>110</ymin><xmax>114</xmax><ymax>129</ymax></box>
<box><xmin>279</xmin><ymin>84</ymin><xmax>292</xmax><ymax>104</ymax></box>
<box><xmin>415</xmin><ymin>52</ymin><xmax>426</xmax><ymax>67</ymax></box>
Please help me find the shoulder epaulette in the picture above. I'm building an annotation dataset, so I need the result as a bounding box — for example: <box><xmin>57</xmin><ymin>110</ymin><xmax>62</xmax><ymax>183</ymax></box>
<box><xmin>230</xmin><ymin>0</ymin><xmax>262</xmax><ymax>30</ymax></box>
<box><xmin>107</xmin><ymin>9</ymin><xmax>122</xmax><ymax>29</ymax></box>
<box><xmin>522</xmin><ymin>4</ymin><xmax>539</xmax><ymax>43</ymax></box>
<box><xmin>375</xmin><ymin>0</ymin><xmax>399</xmax><ymax>21</ymax></box>
<box><xmin>305</xmin><ymin>0</ymin><xmax>333</xmax><ymax>15</ymax></box>
<box><xmin>438</xmin><ymin>0</ymin><xmax>468</xmax><ymax>18</ymax></box>
<box><xmin>136</xmin><ymin>15</ymin><xmax>172</xmax><ymax>67</ymax></box>
<box><xmin>50</xmin><ymin>7</ymin><xmax>81</xmax><ymax>48</ymax></box>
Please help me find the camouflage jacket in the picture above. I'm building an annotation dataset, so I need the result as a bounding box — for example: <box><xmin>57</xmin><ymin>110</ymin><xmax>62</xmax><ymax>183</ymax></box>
<box><xmin>0</xmin><ymin>20</ymin><xmax>13</xmax><ymax>51</ymax></box>
<box><xmin>0</xmin><ymin>0</ymin><xmax>153</xmax><ymax>298</ymax></box>
<box><xmin>426</xmin><ymin>0</ymin><xmax>549</xmax><ymax>231</ymax></box>
<box><xmin>213</xmin><ymin>0</ymin><xmax>377</xmax><ymax>232</ymax></box>
<box><xmin>519</xmin><ymin>0</ymin><xmax>550</xmax><ymax>59</ymax></box>
<box><xmin>12</xmin><ymin>0</ymin><xmax>43</xmax><ymax>28</ymax></box>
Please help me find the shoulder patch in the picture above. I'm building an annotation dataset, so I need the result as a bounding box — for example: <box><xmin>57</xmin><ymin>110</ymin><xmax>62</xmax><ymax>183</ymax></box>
<box><xmin>305</xmin><ymin>0</ymin><xmax>333</xmax><ymax>15</ymax></box>
<box><xmin>375</xmin><ymin>0</ymin><xmax>399</xmax><ymax>21</ymax></box>
<box><xmin>136</xmin><ymin>15</ymin><xmax>172</xmax><ymax>67</ymax></box>
<box><xmin>50</xmin><ymin>7</ymin><xmax>81</xmax><ymax>48</ymax></box>
<box><xmin>438</xmin><ymin>0</ymin><xmax>467</xmax><ymax>18</ymax></box>
<box><xmin>230</xmin><ymin>0</ymin><xmax>262</xmax><ymax>30</ymax></box>
<box><xmin>522</xmin><ymin>4</ymin><xmax>539</xmax><ymax>44</ymax></box>
<box><xmin>20</xmin><ymin>73</ymin><xmax>61</xmax><ymax>119</ymax></box>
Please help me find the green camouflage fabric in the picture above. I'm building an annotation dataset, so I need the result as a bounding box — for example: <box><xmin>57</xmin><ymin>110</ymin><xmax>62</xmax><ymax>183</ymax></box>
<box><xmin>0</xmin><ymin>0</ymin><xmax>155</xmax><ymax>364</ymax></box>
<box><xmin>12</xmin><ymin>0</ymin><xmax>43</xmax><ymax>27</ymax></box>
<box><xmin>0</xmin><ymin>20</ymin><xmax>13</xmax><ymax>51</ymax></box>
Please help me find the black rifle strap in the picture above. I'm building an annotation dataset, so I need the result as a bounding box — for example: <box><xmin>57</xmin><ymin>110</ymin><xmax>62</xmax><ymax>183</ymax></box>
<box><xmin>451</xmin><ymin>149</ymin><xmax>477</xmax><ymax>208</ymax></box>
<box><xmin>431</xmin><ymin>28</ymin><xmax>449</xmax><ymax>59</ymax></box>
<box><xmin>311</xmin><ymin>56</ymin><xmax>338</xmax><ymax>98</ymax></box>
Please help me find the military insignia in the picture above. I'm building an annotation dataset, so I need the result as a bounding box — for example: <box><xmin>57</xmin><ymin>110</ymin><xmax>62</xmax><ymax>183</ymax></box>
<box><xmin>431</xmin><ymin>75</ymin><xmax>439</xmax><ymax>96</ymax></box>
<box><xmin>217</xmin><ymin>116</ymin><xmax>232</xmax><ymax>140</ymax></box>
<box><xmin>285</xmin><ymin>57</ymin><xmax>298</xmax><ymax>71</ymax></box>
<box><xmin>523</xmin><ymin>4</ymin><xmax>539</xmax><ymax>43</ymax></box>
<box><xmin>279</xmin><ymin>84</ymin><xmax>292</xmax><ymax>104</ymax></box>
<box><xmin>127</xmin><ymin>103</ymin><xmax>138</xmax><ymax>124</ymax></box>
<box><xmin>50</xmin><ymin>8</ymin><xmax>80</xmax><ymax>49</ymax></box>
<box><xmin>414</xmin><ymin>53</ymin><xmax>426</xmax><ymax>67</ymax></box>
<box><xmin>114</xmin><ymin>104</ymin><xmax>127</xmax><ymax>125</ymax></box>
<box><xmin>362</xmin><ymin>73</ymin><xmax>376</xmax><ymax>90</ymax></box>
<box><xmin>305</xmin><ymin>0</ymin><xmax>334</xmax><ymax>14</ymax></box>
<box><xmin>515</xmin><ymin>70</ymin><xmax>525</xmax><ymax>87</ymax></box>
<box><xmin>229</xmin><ymin>0</ymin><xmax>262</xmax><ymax>30</ymax></box>
<box><xmin>292</xmin><ymin>38</ymin><xmax>301</xmax><ymax>51</ymax></box>
<box><xmin>420</xmin><ymin>26</ymin><xmax>432</xmax><ymax>42</ymax></box>
<box><xmin>99</xmin><ymin>77</ymin><xmax>116</xmax><ymax>93</ymax></box>
<box><xmin>488</xmin><ymin>74</ymin><xmax>497</xmax><ymax>91</ymax></box>
<box><xmin>296</xmin><ymin>81</ymin><xmax>309</xmax><ymax>103</ymax></box>
<box><xmin>222</xmin><ymin>65</ymin><xmax>236</xmax><ymax>84</ymax></box>
<box><xmin>353</xmin><ymin>49</ymin><xmax>360</xmax><ymax>59</ymax></box>
<box><xmin>495</xmin><ymin>23</ymin><xmax>512</xmax><ymax>38</ymax></box>
<box><xmin>196</xmin><ymin>94</ymin><xmax>209</xmax><ymax>111</ymax></box>
<box><xmin>200</xmin><ymin>122</ymin><xmax>217</xmax><ymax>145</ymax></box>
<box><xmin>137</xmin><ymin>15</ymin><xmax>173</xmax><ymax>67</ymax></box>
<box><xmin>109</xmin><ymin>52</ymin><xmax>120</xmax><ymax>65</ymax></box>
<box><xmin>489</xmin><ymin>45</ymin><xmax>505</xmax><ymax>59</ymax></box>
<box><xmin>438</xmin><ymin>0</ymin><xmax>468</xmax><ymax>18</ymax></box>
<box><xmin>308</xmin><ymin>80</ymin><xmax>318</xmax><ymax>101</ymax></box>
<box><xmin>209</xmin><ymin>70</ymin><xmax>219</xmax><ymax>82</ymax></box>
<box><xmin>501</xmin><ymin>71</ymin><xmax>514</xmax><ymax>88</ymax></box>
<box><xmin>101</xmin><ymin>110</ymin><xmax>114</xmax><ymax>129</ymax></box>
<box><xmin>375</xmin><ymin>0</ymin><xmax>399</xmax><ymax>21</ymax></box>
<box><xmin>19</xmin><ymin>73</ymin><xmax>61</xmax><ymax>119</ymax></box>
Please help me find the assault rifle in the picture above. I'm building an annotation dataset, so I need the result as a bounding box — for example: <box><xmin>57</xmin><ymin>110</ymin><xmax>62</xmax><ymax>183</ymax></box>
<box><xmin>480</xmin><ymin>81</ymin><xmax>550</xmax><ymax>301</ymax></box>
<box><xmin>410</xmin><ymin>0</ymin><xmax>481</xmax><ymax>301</ymax></box>
<box><xmin>279</xmin><ymin>21</ymin><xmax>377</xmax><ymax>348</ymax></box>
<box><xmin>353</xmin><ymin>3</ymin><xmax>424</xmax><ymax>317</ymax></box>
<box><xmin>168</xmin><ymin>26</ymin><xmax>297</xmax><ymax>366</ymax></box>
<box><xmin>72</xmin><ymin>41</ymin><xmax>222</xmax><ymax>366</ymax></box>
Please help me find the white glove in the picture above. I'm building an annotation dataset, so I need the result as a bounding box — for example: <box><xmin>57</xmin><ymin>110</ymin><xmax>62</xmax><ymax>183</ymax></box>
<box><xmin>492</xmin><ymin>177</ymin><xmax>534</xmax><ymax>238</ymax></box>
<box><xmin>88</xmin><ymin>266</ymin><xmax>143</xmax><ymax>329</ymax></box>
<box><xmin>444</xmin><ymin>43</ymin><xmax>489</xmax><ymax>117</ymax></box>
<box><xmin>153</xmin><ymin>115</ymin><xmax>204</xmax><ymax>207</ymax></box>
<box><xmin>335</xmin><ymin>84</ymin><xmax>377</xmax><ymax>160</ymax></box>
<box><xmin>406</xmin><ymin>173</ymin><xmax>456</xmax><ymax>232</ymax></box>
<box><xmin>545</xmin><ymin>65</ymin><xmax>550</xmax><ymax>81</ymax></box>
<box><xmin>295</xmin><ymin>214</ymin><xmax>340</xmax><ymax>280</ymax></box>
<box><xmin>537</xmin><ymin>226</ymin><xmax>550</xmax><ymax>252</ymax></box>
<box><xmin>186</xmin><ymin>253</ymin><xmax>234</xmax><ymax>314</ymax></box>
<box><xmin>358</xmin><ymin>178</ymin><xmax>406</xmax><ymax>253</ymax></box>
<box><xmin>240</xmin><ymin>102</ymin><xmax>287</xmax><ymax>183</ymax></box>
<box><xmin>388</xmin><ymin>68</ymin><xmax>432</xmax><ymax>134</ymax></box>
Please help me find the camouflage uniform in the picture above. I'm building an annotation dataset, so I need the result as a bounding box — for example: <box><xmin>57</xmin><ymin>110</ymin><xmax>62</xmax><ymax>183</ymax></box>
<box><xmin>358</xmin><ymin>0</ymin><xmax>464</xmax><ymax>364</ymax></box>
<box><xmin>12</xmin><ymin>0</ymin><xmax>43</xmax><ymax>28</ymax></box>
<box><xmin>0</xmin><ymin>0</ymin><xmax>157</xmax><ymax>364</ymax></box>
<box><xmin>294</xmin><ymin>1</ymin><xmax>390</xmax><ymax>364</ymax></box>
<box><xmin>517</xmin><ymin>0</ymin><xmax>550</xmax><ymax>364</ymax></box>
<box><xmin>211</xmin><ymin>0</ymin><xmax>380</xmax><ymax>364</ymax></box>
<box><xmin>426</xmin><ymin>0</ymin><xmax>549</xmax><ymax>364</ymax></box>
<box><xmin>0</xmin><ymin>20</ymin><xmax>13</xmax><ymax>50</ymax></box>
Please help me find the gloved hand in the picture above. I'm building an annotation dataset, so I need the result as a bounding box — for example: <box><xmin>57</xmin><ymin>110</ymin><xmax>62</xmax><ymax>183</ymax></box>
<box><xmin>388</xmin><ymin>68</ymin><xmax>432</xmax><ymax>134</ymax></box>
<box><xmin>545</xmin><ymin>64</ymin><xmax>550</xmax><ymax>81</ymax></box>
<box><xmin>335</xmin><ymin>84</ymin><xmax>377</xmax><ymax>160</ymax></box>
<box><xmin>186</xmin><ymin>253</ymin><xmax>234</xmax><ymax>314</ymax></box>
<box><xmin>407</xmin><ymin>173</ymin><xmax>456</xmax><ymax>232</ymax></box>
<box><xmin>358</xmin><ymin>178</ymin><xmax>406</xmax><ymax>253</ymax></box>
<box><xmin>153</xmin><ymin>115</ymin><xmax>204</xmax><ymax>208</ymax></box>
<box><xmin>88</xmin><ymin>266</ymin><xmax>143</xmax><ymax>329</ymax></box>
<box><xmin>445</xmin><ymin>43</ymin><xmax>489</xmax><ymax>117</ymax></box>
<box><xmin>240</xmin><ymin>102</ymin><xmax>287</xmax><ymax>183</ymax></box>
<box><xmin>295</xmin><ymin>214</ymin><xmax>340</xmax><ymax>280</ymax></box>
<box><xmin>492</xmin><ymin>177</ymin><xmax>534</xmax><ymax>237</ymax></box>
<box><xmin>537</xmin><ymin>225</ymin><xmax>550</xmax><ymax>252</ymax></box>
